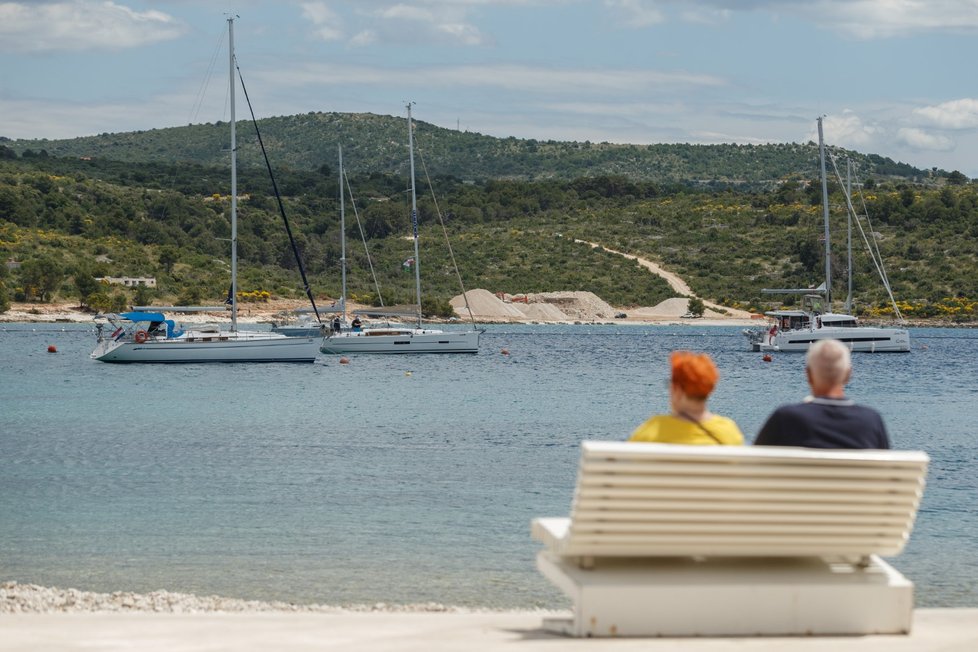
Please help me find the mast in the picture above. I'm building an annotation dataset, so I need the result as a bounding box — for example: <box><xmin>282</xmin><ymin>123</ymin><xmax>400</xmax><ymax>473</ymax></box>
<box><xmin>817</xmin><ymin>116</ymin><xmax>832</xmax><ymax>308</ymax></box>
<box><xmin>339</xmin><ymin>144</ymin><xmax>347</xmax><ymax>324</ymax></box>
<box><xmin>228</xmin><ymin>17</ymin><xmax>238</xmax><ymax>331</ymax></box>
<box><xmin>407</xmin><ymin>103</ymin><xmax>422</xmax><ymax>328</ymax></box>
<box><xmin>845</xmin><ymin>159</ymin><xmax>853</xmax><ymax>314</ymax></box>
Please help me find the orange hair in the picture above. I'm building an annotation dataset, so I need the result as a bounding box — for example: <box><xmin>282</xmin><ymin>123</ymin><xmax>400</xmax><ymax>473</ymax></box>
<box><xmin>670</xmin><ymin>351</ymin><xmax>719</xmax><ymax>399</ymax></box>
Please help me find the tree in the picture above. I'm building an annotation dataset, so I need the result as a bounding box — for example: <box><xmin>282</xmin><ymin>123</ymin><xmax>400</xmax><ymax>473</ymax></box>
<box><xmin>0</xmin><ymin>263</ymin><xmax>10</xmax><ymax>313</ymax></box>
<box><xmin>158</xmin><ymin>245</ymin><xmax>179</xmax><ymax>274</ymax></box>
<box><xmin>19</xmin><ymin>256</ymin><xmax>63</xmax><ymax>302</ymax></box>
<box><xmin>687</xmin><ymin>297</ymin><xmax>706</xmax><ymax>317</ymax></box>
<box><xmin>946</xmin><ymin>170</ymin><xmax>968</xmax><ymax>186</ymax></box>
<box><xmin>73</xmin><ymin>266</ymin><xmax>101</xmax><ymax>308</ymax></box>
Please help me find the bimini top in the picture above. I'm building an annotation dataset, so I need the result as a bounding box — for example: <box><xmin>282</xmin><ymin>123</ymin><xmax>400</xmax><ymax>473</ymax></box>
<box><xmin>119</xmin><ymin>311</ymin><xmax>167</xmax><ymax>322</ymax></box>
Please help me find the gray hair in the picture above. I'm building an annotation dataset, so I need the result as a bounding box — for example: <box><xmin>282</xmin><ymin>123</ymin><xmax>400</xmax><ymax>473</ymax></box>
<box><xmin>806</xmin><ymin>339</ymin><xmax>851</xmax><ymax>386</ymax></box>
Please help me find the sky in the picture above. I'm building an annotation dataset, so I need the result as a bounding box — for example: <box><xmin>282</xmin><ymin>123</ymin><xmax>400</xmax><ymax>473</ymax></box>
<box><xmin>2</xmin><ymin>0</ymin><xmax>978</xmax><ymax>176</ymax></box>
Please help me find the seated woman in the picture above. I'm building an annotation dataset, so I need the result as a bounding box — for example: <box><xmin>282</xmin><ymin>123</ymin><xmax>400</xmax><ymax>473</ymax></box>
<box><xmin>629</xmin><ymin>351</ymin><xmax>743</xmax><ymax>445</ymax></box>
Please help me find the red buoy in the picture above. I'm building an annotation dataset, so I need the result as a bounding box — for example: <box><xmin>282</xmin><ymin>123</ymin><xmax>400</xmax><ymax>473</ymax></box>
<box><xmin>762</xmin><ymin>354</ymin><xmax>772</xmax><ymax>362</ymax></box>
<box><xmin>339</xmin><ymin>356</ymin><xmax>350</xmax><ymax>365</ymax></box>
<box><xmin>501</xmin><ymin>348</ymin><xmax>510</xmax><ymax>356</ymax></box>
<box><xmin>47</xmin><ymin>344</ymin><xmax>57</xmax><ymax>353</ymax></box>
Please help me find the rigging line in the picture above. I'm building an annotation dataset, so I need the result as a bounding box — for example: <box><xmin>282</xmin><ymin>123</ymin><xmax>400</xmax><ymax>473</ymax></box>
<box><xmin>344</xmin><ymin>170</ymin><xmax>386</xmax><ymax>308</ymax></box>
<box><xmin>188</xmin><ymin>28</ymin><xmax>227</xmax><ymax>125</ymax></box>
<box><xmin>414</xmin><ymin>143</ymin><xmax>478</xmax><ymax>327</ymax></box>
<box><xmin>852</xmin><ymin>168</ymin><xmax>897</xmax><ymax>299</ymax></box>
<box><xmin>840</xmin><ymin>159</ymin><xmax>903</xmax><ymax>322</ymax></box>
<box><xmin>829</xmin><ymin>154</ymin><xmax>904</xmax><ymax>322</ymax></box>
<box><xmin>233</xmin><ymin>61</ymin><xmax>322</xmax><ymax>324</ymax></box>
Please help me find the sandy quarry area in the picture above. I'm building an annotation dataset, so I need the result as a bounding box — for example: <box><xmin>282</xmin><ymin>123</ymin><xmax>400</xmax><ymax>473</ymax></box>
<box><xmin>450</xmin><ymin>289</ymin><xmax>757</xmax><ymax>326</ymax></box>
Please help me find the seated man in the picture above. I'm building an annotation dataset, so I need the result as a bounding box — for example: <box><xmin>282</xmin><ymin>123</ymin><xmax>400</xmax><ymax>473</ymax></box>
<box><xmin>754</xmin><ymin>339</ymin><xmax>889</xmax><ymax>449</ymax></box>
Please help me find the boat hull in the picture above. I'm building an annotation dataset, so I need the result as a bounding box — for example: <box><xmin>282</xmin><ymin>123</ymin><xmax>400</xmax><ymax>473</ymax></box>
<box><xmin>320</xmin><ymin>328</ymin><xmax>480</xmax><ymax>354</ymax></box>
<box><xmin>749</xmin><ymin>326</ymin><xmax>910</xmax><ymax>353</ymax></box>
<box><xmin>92</xmin><ymin>333</ymin><xmax>321</xmax><ymax>363</ymax></box>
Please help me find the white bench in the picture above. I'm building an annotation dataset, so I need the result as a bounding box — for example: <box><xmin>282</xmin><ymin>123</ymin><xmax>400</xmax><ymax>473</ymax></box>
<box><xmin>531</xmin><ymin>441</ymin><xmax>929</xmax><ymax>637</ymax></box>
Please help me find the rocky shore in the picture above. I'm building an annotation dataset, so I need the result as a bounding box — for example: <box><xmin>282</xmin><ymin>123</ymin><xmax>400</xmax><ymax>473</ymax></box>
<box><xmin>0</xmin><ymin>581</ymin><xmax>474</xmax><ymax>615</ymax></box>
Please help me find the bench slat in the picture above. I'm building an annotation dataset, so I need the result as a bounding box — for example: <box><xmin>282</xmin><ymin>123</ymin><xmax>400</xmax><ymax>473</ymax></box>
<box><xmin>535</xmin><ymin>442</ymin><xmax>929</xmax><ymax>560</ymax></box>
<box><xmin>572</xmin><ymin>509</ymin><xmax>915</xmax><ymax>525</ymax></box>
<box><xmin>575</xmin><ymin>495</ymin><xmax>918</xmax><ymax>512</ymax></box>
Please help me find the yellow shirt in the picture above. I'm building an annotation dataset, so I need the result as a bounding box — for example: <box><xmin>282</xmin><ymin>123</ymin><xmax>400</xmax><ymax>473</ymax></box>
<box><xmin>629</xmin><ymin>414</ymin><xmax>744</xmax><ymax>445</ymax></box>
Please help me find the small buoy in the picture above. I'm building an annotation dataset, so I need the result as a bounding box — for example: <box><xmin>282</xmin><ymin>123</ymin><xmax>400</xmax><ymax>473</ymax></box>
<box><xmin>500</xmin><ymin>348</ymin><xmax>509</xmax><ymax>355</ymax></box>
<box><xmin>405</xmin><ymin>371</ymin><xmax>412</xmax><ymax>376</ymax></box>
<box><xmin>762</xmin><ymin>354</ymin><xmax>772</xmax><ymax>362</ymax></box>
<box><xmin>339</xmin><ymin>356</ymin><xmax>350</xmax><ymax>365</ymax></box>
<box><xmin>47</xmin><ymin>344</ymin><xmax>57</xmax><ymax>353</ymax></box>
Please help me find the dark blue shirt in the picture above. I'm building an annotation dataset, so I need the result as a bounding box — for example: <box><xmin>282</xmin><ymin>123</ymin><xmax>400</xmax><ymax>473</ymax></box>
<box><xmin>754</xmin><ymin>397</ymin><xmax>890</xmax><ymax>449</ymax></box>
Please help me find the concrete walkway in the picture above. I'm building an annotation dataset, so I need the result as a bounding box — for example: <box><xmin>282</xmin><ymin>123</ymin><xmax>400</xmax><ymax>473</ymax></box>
<box><xmin>2</xmin><ymin>609</ymin><xmax>977</xmax><ymax>652</ymax></box>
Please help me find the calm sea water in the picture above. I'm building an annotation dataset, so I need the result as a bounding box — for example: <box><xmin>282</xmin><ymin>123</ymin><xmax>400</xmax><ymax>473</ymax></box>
<box><xmin>1</xmin><ymin>323</ymin><xmax>976</xmax><ymax>608</ymax></box>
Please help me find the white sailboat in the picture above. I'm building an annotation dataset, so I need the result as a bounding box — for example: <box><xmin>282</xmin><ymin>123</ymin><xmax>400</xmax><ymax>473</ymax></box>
<box><xmin>91</xmin><ymin>18</ymin><xmax>320</xmax><ymax>363</ymax></box>
<box><xmin>745</xmin><ymin>117</ymin><xmax>910</xmax><ymax>353</ymax></box>
<box><xmin>320</xmin><ymin>104</ymin><xmax>481</xmax><ymax>355</ymax></box>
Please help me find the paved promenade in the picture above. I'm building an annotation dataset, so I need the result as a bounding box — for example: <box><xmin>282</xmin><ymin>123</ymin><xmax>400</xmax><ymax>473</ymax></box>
<box><xmin>2</xmin><ymin>609</ymin><xmax>977</xmax><ymax>651</ymax></box>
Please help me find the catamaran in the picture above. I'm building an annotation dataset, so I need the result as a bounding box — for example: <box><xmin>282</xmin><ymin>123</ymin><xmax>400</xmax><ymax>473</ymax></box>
<box><xmin>91</xmin><ymin>18</ymin><xmax>320</xmax><ymax>363</ymax></box>
<box><xmin>744</xmin><ymin>117</ymin><xmax>910</xmax><ymax>353</ymax></box>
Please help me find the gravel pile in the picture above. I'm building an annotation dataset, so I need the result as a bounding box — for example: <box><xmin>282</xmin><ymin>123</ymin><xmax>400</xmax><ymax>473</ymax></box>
<box><xmin>450</xmin><ymin>289</ymin><xmax>526</xmax><ymax>321</ymax></box>
<box><xmin>0</xmin><ymin>581</ymin><xmax>464</xmax><ymax>614</ymax></box>
<box><xmin>515</xmin><ymin>303</ymin><xmax>570</xmax><ymax>321</ymax></box>
<box><xmin>527</xmin><ymin>291</ymin><xmax>617</xmax><ymax>321</ymax></box>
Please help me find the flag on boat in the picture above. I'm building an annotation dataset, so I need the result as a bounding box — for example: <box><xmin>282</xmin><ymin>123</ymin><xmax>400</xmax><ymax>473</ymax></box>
<box><xmin>111</xmin><ymin>327</ymin><xmax>125</xmax><ymax>341</ymax></box>
<box><xmin>411</xmin><ymin>209</ymin><xmax>418</xmax><ymax>238</ymax></box>
<box><xmin>403</xmin><ymin>257</ymin><xmax>415</xmax><ymax>270</ymax></box>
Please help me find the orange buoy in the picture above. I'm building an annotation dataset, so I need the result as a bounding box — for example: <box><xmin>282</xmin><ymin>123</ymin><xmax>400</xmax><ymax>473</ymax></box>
<box><xmin>47</xmin><ymin>344</ymin><xmax>57</xmax><ymax>353</ymax></box>
<box><xmin>339</xmin><ymin>357</ymin><xmax>350</xmax><ymax>365</ymax></box>
<box><xmin>501</xmin><ymin>348</ymin><xmax>510</xmax><ymax>355</ymax></box>
<box><xmin>762</xmin><ymin>354</ymin><xmax>772</xmax><ymax>362</ymax></box>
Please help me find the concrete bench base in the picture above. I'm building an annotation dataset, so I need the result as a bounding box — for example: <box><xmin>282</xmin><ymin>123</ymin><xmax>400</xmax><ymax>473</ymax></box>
<box><xmin>538</xmin><ymin>551</ymin><xmax>913</xmax><ymax>637</ymax></box>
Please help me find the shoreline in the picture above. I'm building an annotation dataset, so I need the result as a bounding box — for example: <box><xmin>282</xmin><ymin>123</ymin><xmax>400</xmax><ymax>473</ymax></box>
<box><xmin>0</xmin><ymin>581</ymin><xmax>501</xmax><ymax>615</ymax></box>
<box><xmin>1</xmin><ymin>301</ymin><xmax>940</xmax><ymax>329</ymax></box>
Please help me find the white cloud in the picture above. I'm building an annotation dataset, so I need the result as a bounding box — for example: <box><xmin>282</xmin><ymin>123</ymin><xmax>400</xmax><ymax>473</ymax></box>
<box><xmin>811</xmin><ymin>110</ymin><xmax>881</xmax><ymax>147</ymax></box>
<box><xmin>302</xmin><ymin>2</ymin><xmax>343</xmax><ymax>41</ymax></box>
<box><xmin>0</xmin><ymin>1</ymin><xmax>185</xmax><ymax>53</ymax></box>
<box><xmin>913</xmin><ymin>98</ymin><xmax>978</xmax><ymax>129</ymax></box>
<box><xmin>897</xmin><ymin>127</ymin><xmax>954</xmax><ymax>151</ymax></box>
<box><xmin>262</xmin><ymin>61</ymin><xmax>724</xmax><ymax>94</ymax></box>
<box><xmin>658</xmin><ymin>0</ymin><xmax>978</xmax><ymax>39</ymax></box>
<box><xmin>604</xmin><ymin>0</ymin><xmax>665</xmax><ymax>28</ymax></box>
<box><xmin>356</xmin><ymin>2</ymin><xmax>489</xmax><ymax>46</ymax></box>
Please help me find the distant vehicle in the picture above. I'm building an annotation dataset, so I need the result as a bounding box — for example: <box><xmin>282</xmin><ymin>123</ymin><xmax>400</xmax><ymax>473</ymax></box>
<box><xmin>614</xmin><ymin>312</ymin><xmax>627</xmax><ymax>319</ymax></box>
<box><xmin>681</xmin><ymin>312</ymin><xmax>700</xmax><ymax>319</ymax></box>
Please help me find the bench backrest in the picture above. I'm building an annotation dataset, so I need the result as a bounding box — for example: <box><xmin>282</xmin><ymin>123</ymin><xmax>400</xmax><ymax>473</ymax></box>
<box><xmin>552</xmin><ymin>441</ymin><xmax>928</xmax><ymax>559</ymax></box>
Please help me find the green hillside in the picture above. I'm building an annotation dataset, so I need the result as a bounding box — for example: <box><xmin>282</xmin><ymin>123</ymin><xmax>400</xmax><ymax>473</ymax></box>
<box><xmin>2</xmin><ymin>112</ymin><xmax>936</xmax><ymax>186</ymax></box>
<box><xmin>1</xmin><ymin>121</ymin><xmax>975</xmax><ymax>322</ymax></box>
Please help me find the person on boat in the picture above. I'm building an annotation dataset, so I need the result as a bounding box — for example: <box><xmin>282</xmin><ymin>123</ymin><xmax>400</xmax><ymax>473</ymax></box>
<box><xmin>753</xmin><ymin>339</ymin><xmax>890</xmax><ymax>449</ymax></box>
<box><xmin>351</xmin><ymin>316</ymin><xmax>362</xmax><ymax>332</ymax></box>
<box><xmin>332</xmin><ymin>316</ymin><xmax>341</xmax><ymax>333</ymax></box>
<box><xmin>629</xmin><ymin>351</ymin><xmax>744</xmax><ymax>445</ymax></box>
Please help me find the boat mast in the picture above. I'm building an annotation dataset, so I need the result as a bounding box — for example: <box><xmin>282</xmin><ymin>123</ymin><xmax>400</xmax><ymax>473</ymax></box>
<box><xmin>845</xmin><ymin>159</ymin><xmax>853</xmax><ymax>314</ymax></box>
<box><xmin>817</xmin><ymin>116</ymin><xmax>832</xmax><ymax>308</ymax></box>
<box><xmin>228</xmin><ymin>17</ymin><xmax>238</xmax><ymax>331</ymax></box>
<box><xmin>407</xmin><ymin>103</ymin><xmax>422</xmax><ymax>328</ymax></box>
<box><xmin>339</xmin><ymin>144</ymin><xmax>347</xmax><ymax>324</ymax></box>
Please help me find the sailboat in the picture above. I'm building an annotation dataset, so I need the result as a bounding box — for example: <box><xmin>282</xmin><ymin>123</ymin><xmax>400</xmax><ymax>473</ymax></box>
<box><xmin>744</xmin><ymin>117</ymin><xmax>910</xmax><ymax>353</ymax></box>
<box><xmin>91</xmin><ymin>18</ymin><xmax>321</xmax><ymax>363</ymax></box>
<box><xmin>320</xmin><ymin>104</ymin><xmax>482</xmax><ymax>354</ymax></box>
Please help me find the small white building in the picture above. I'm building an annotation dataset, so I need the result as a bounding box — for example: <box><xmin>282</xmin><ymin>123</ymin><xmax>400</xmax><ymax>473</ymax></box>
<box><xmin>96</xmin><ymin>276</ymin><xmax>157</xmax><ymax>288</ymax></box>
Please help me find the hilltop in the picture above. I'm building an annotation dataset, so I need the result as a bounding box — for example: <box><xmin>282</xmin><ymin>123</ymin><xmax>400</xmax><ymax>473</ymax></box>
<box><xmin>2</xmin><ymin>111</ymin><xmax>939</xmax><ymax>187</ymax></box>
